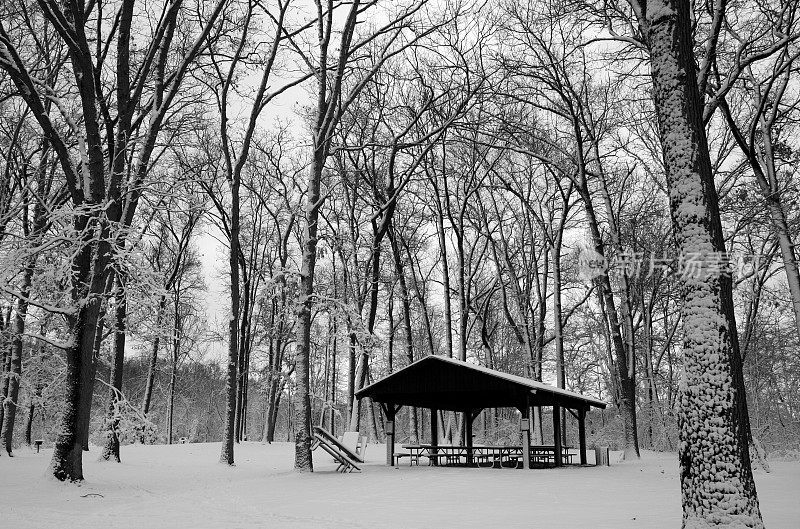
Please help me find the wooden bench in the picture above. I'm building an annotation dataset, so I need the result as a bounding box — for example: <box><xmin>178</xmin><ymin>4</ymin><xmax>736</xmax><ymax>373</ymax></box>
<box><xmin>394</xmin><ymin>451</ymin><xmax>450</xmax><ymax>466</ymax></box>
<box><xmin>529</xmin><ymin>446</ymin><xmax>575</xmax><ymax>465</ymax></box>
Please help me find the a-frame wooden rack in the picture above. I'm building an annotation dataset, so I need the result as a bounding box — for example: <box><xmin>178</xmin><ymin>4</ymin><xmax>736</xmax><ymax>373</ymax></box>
<box><xmin>311</xmin><ymin>426</ymin><xmax>363</xmax><ymax>473</ymax></box>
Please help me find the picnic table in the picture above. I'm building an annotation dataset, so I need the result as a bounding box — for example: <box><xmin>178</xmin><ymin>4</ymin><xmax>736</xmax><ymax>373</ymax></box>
<box><xmin>529</xmin><ymin>445</ymin><xmax>575</xmax><ymax>465</ymax></box>
<box><xmin>397</xmin><ymin>444</ymin><xmax>574</xmax><ymax>468</ymax></box>
<box><xmin>397</xmin><ymin>444</ymin><xmax>473</xmax><ymax>466</ymax></box>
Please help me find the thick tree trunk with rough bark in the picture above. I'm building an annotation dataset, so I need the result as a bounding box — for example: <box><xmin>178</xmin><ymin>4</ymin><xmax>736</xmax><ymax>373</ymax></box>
<box><xmin>50</xmin><ymin>212</ymin><xmax>107</xmax><ymax>481</ymax></box>
<box><xmin>49</xmin><ymin>293</ymin><xmax>98</xmax><ymax>480</ymax></box>
<box><xmin>634</xmin><ymin>0</ymin><xmax>763</xmax><ymax>525</ymax></box>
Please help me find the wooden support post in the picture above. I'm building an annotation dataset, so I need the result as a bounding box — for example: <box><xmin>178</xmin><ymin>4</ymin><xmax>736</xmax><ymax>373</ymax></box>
<box><xmin>578</xmin><ymin>407</ymin><xmax>587</xmax><ymax>465</ymax></box>
<box><xmin>521</xmin><ymin>404</ymin><xmax>531</xmax><ymax>470</ymax></box>
<box><xmin>384</xmin><ymin>404</ymin><xmax>396</xmax><ymax>466</ymax></box>
<box><xmin>464</xmin><ymin>410</ymin><xmax>473</xmax><ymax>465</ymax></box>
<box><xmin>552</xmin><ymin>404</ymin><xmax>562</xmax><ymax>467</ymax></box>
<box><xmin>430</xmin><ymin>407</ymin><xmax>439</xmax><ymax>466</ymax></box>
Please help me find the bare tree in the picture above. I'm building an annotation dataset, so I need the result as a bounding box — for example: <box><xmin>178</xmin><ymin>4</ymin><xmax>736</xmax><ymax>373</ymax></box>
<box><xmin>0</xmin><ymin>0</ymin><xmax>226</xmax><ymax>479</ymax></box>
<box><xmin>287</xmin><ymin>0</ymin><xmax>434</xmax><ymax>471</ymax></box>
<box><xmin>627</xmin><ymin>0</ymin><xmax>763</xmax><ymax>523</ymax></box>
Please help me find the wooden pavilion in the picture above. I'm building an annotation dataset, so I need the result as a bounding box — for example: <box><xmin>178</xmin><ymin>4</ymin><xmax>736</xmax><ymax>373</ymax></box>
<box><xmin>355</xmin><ymin>355</ymin><xmax>606</xmax><ymax>468</ymax></box>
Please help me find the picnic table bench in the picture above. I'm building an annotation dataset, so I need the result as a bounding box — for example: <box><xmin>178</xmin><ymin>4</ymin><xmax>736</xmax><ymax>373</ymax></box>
<box><xmin>529</xmin><ymin>445</ymin><xmax>575</xmax><ymax>466</ymax></box>
<box><xmin>396</xmin><ymin>444</ymin><xmax>575</xmax><ymax>468</ymax></box>
<box><xmin>395</xmin><ymin>445</ymin><xmax>450</xmax><ymax>466</ymax></box>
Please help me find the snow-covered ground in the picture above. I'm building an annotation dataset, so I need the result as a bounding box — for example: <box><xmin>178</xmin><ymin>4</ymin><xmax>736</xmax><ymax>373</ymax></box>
<box><xmin>1</xmin><ymin>442</ymin><xmax>797</xmax><ymax>528</ymax></box>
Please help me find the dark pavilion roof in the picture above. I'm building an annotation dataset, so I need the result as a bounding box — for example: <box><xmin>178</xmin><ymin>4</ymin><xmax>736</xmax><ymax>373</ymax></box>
<box><xmin>355</xmin><ymin>355</ymin><xmax>606</xmax><ymax>411</ymax></box>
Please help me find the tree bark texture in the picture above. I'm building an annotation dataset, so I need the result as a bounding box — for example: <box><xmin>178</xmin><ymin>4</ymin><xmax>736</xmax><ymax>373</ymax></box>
<box><xmin>636</xmin><ymin>0</ymin><xmax>763</xmax><ymax>524</ymax></box>
<box><xmin>292</xmin><ymin>153</ymin><xmax>323</xmax><ymax>472</ymax></box>
<box><xmin>220</xmin><ymin>172</ymin><xmax>240</xmax><ymax>464</ymax></box>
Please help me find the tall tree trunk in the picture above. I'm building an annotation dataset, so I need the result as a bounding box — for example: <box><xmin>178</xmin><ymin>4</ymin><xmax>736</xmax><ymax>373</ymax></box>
<box><xmin>101</xmin><ymin>277</ymin><xmax>127</xmax><ymax>462</ymax></box>
<box><xmin>167</xmin><ymin>361</ymin><xmax>176</xmax><ymax>444</ymax></box>
<box><xmin>643</xmin><ymin>302</ymin><xmax>653</xmax><ymax>447</ymax></box>
<box><xmin>24</xmin><ymin>351</ymin><xmax>42</xmax><ymax>447</ymax></box>
<box><xmin>262</xmin><ymin>301</ymin><xmax>276</xmax><ymax>443</ymax></box>
<box><xmin>142</xmin><ymin>294</ymin><xmax>166</xmax><ymax>418</ymax></box>
<box><xmin>24</xmin><ymin>396</ymin><xmax>36</xmax><ymax>447</ymax></box>
<box><xmin>434</xmin><ymin>184</ymin><xmax>454</xmax><ymax>358</ymax></box>
<box><xmin>293</xmin><ymin>151</ymin><xmax>324</xmax><ymax>471</ymax></box>
<box><xmin>456</xmin><ymin>231</ymin><xmax>468</xmax><ymax>361</ymax></box>
<box><xmin>635</xmin><ymin>0</ymin><xmax>763</xmax><ymax>524</ymax></box>
<box><xmin>0</xmin><ymin>145</ymin><xmax>47</xmax><ymax>455</ymax></box>
<box><xmin>764</xmin><ymin>200</ymin><xmax>800</xmax><ymax>341</ymax></box>
<box><xmin>0</xmin><ymin>339</ymin><xmax>9</xmax><ymax>438</ymax></box>
<box><xmin>335</xmin><ymin>249</ymin><xmax>357</xmax><ymax>424</ymax></box>
<box><xmin>720</xmin><ymin>88</ymin><xmax>800</xmax><ymax>346</ymax></box>
<box><xmin>168</xmin><ymin>295</ymin><xmax>181</xmax><ymax>445</ymax></box>
<box><xmin>369</xmin><ymin>395</ymin><xmax>381</xmax><ymax>442</ymax></box>
<box><xmin>591</xmin><ymin>165</ymin><xmax>641</xmax><ymax>458</ymax></box>
<box><xmin>642</xmin><ymin>296</ymin><xmax>661</xmax><ymax>448</ymax></box>
<box><xmin>330</xmin><ymin>307</ymin><xmax>337</xmax><ymax>436</ymax></box>
<box><xmin>235</xmin><ymin>277</ymin><xmax>252</xmax><ymax>443</ymax></box>
<box><xmin>581</xmin><ymin>190</ymin><xmax>640</xmax><ymax>459</ymax></box>
<box><xmin>240</xmin><ymin>349</ymin><xmax>250</xmax><ymax>441</ymax></box>
<box><xmin>1</xmin><ymin>263</ymin><xmax>33</xmax><ymax>455</ymax></box>
<box><xmin>264</xmin><ymin>374</ymin><xmax>279</xmax><ymax>443</ymax></box>
<box><xmin>348</xmin><ymin>353</ymin><xmax>368</xmax><ymax>432</ymax></box>
<box><xmin>387</xmin><ymin>289</ymin><xmax>395</xmax><ymax>374</ymax></box>
<box><xmin>79</xmin><ymin>271</ymin><xmax>114</xmax><ymax>452</ymax></box>
<box><xmin>220</xmin><ymin>177</ymin><xmax>240</xmax><ymax>464</ymax></box>
<box><xmin>348</xmin><ymin>225</ymin><xmax>383</xmax><ymax>432</ymax></box>
<box><xmin>404</xmin><ymin>239</ymin><xmax>436</xmax><ymax>356</ymax></box>
<box><xmin>50</xmin><ymin>221</ymin><xmax>106</xmax><ymax>481</ymax></box>
<box><xmin>264</xmin><ymin>291</ymin><xmax>287</xmax><ymax>443</ymax></box>
<box><xmin>390</xmin><ymin>227</ymin><xmax>418</xmax><ymax>443</ymax></box>
<box><xmin>552</xmin><ymin>244</ymin><xmax>567</xmax><ymax>446</ymax></box>
<box><xmin>267</xmin><ymin>382</ymin><xmax>284</xmax><ymax>443</ymax></box>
